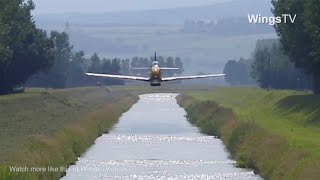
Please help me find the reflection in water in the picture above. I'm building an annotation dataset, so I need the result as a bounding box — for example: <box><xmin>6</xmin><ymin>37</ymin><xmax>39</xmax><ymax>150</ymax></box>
<box><xmin>62</xmin><ymin>94</ymin><xmax>262</xmax><ymax>180</ymax></box>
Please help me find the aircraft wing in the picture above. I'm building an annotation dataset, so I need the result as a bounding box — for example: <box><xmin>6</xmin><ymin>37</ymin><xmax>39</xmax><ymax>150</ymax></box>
<box><xmin>162</xmin><ymin>74</ymin><xmax>226</xmax><ymax>82</ymax></box>
<box><xmin>131</xmin><ymin>67</ymin><xmax>150</xmax><ymax>70</ymax></box>
<box><xmin>86</xmin><ymin>73</ymin><xmax>150</xmax><ymax>82</ymax></box>
<box><xmin>160</xmin><ymin>67</ymin><xmax>180</xmax><ymax>70</ymax></box>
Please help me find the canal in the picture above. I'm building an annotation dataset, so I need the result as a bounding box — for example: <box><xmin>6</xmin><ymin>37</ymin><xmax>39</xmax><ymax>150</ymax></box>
<box><xmin>62</xmin><ymin>94</ymin><xmax>262</xmax><ymax>180</ymax></box>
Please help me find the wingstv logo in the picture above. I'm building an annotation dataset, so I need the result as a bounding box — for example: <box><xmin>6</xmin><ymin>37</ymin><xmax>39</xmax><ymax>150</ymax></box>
<box><xmin>248</xmin><ymin>14</ymin><xmax>297</xmax><ymax>26</ymax></box>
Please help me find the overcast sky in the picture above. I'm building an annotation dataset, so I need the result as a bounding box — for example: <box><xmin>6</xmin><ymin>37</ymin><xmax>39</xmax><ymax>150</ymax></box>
<box><xmin>32</xmin><ymin>0</ymin><xmax>227</xmax><ymax>14</ymax></box>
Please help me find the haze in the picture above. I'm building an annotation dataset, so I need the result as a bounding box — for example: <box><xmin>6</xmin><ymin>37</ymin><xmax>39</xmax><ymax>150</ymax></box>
<box><xmin>32</xmin><ymin>0</ymin><xmax>227</xmax><ymax>14</ymax></box>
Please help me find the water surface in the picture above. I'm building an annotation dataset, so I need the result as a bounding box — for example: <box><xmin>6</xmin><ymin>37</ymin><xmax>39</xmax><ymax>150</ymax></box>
<box><xmin>62</xmin><ymin>94</ymin><xmax>262</xmax><ymax>180</ymax></box>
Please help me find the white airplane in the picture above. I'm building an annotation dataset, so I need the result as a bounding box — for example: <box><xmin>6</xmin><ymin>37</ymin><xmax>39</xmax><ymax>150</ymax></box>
<box><xmin>86</xmin><ymin>53</ymin><xmax>226</xmax><ymax>86</ymax></box>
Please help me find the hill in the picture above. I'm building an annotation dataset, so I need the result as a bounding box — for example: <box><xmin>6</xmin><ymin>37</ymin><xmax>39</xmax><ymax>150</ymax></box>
<box><xmin>34</xmin><ymin>0</ymin><xmax>272</xmax><ymax>26</ymax></box>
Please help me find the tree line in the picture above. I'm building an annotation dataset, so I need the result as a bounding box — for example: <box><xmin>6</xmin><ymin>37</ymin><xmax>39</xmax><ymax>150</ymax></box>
<box><xmin>224</xmin><ymin>39</ymin><xmax>313</xmax><ymax>90</ymax></box>
<box><xmin>183</xmin><ymin>17</ymin><xmax>273</xmax><ymax>36</ymax></box>
<box><xmin>129</xmin><ymin>56</ymin><xmax>184</xmax><ymax>77</ymax></box>
<box><xmin>28</xmin><ymin>33</ymin><xmax>184</xmax><ymax>88</ymax></box>
<box><xmin>0</xmin><ymin>0</ymin><xmax>185</xmax><ymax>94</ymax></box>
<box><xmin>0</xmin><ymin>0</ymin><xmax>54</xmax><ymax>94</ymax></box>
<box><xmin>272</xmin><ymin>0</ymin><xmax>320</xmax><ymax>94</ymax></box>
<box><xmin>223</xmin><ymin>58</ymin><xmax>255</xmax><ymax>86</ymax></box>
<box><xmin>224</xmin><ymin>0</ymin><xmax>320</xmax><ymax>94</ymax></box>
<box><xmin>251</xmin><ymin>39</ymin><xmax>312</xmax><ymax>90</ymax></box>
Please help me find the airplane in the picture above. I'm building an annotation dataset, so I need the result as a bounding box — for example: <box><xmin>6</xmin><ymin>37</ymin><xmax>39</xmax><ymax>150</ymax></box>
<box><xmin>86</xmin><ymin>53</ymin><xmax>226</xmax><ymax>86</ymax></box>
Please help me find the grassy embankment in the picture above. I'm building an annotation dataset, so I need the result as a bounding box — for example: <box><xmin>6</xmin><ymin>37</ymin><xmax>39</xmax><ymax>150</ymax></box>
<box><xmin>0</xmin><ymin>87</ymin><xmax>138</xmax><ymax>180</ymax></box>
<box><xmin>178</xmin><ymin>87</ymin><xmax>320</xmax><ymax>180</ymax></box>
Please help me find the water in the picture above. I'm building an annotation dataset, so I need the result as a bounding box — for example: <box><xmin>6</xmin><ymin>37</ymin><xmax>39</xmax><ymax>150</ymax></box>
<box><xmin>62</xmin><ymin>94</ymin><xmax>262</xmax><ymax>180</ymax></box>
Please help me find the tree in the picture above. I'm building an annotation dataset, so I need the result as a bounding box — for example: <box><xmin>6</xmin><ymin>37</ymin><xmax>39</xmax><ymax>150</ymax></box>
<box><xmin>165</xmin><ymin>57</ymin><xmax>175</xmax><ymax>77</ymax></box>
<box><xmin>224</xmin><ymin>60</ymin><xmax>239</xmax><ymax>85</ymax></box>
<box><xmin>224</xmin><ymin>59</ymin><xmax>254</xmax><ymax>85</ymax></box>
<box><xmin>0</xmin><ymin>13</ymin><xmax>10</xmax><ymax>65</ymax></box>
<box><xmin>0</xmin><ymin>0</ymin><xmax>54</xmax><ymax>94</ymax></box>
<box><xmin>174</xmin><ymin>57</ymin><xmax>184</xmax><ymax>75</ymax></box>
<box><xmin>46</xmin><ymin>31</ymin><xmax>73</xmax><ymax>88</ymax></box>
<box><xmin>157</xmin><ymin>56</ymin><xmax>165</xmax><ymax>66</ymax></box>
<box><xmin>251</xmin><ymin>45</ymin><xmax>270</xmax><ymax>88</ymax></box>
<box><xmin>110</xmin><ymin>58</ymin><xmax>124</xmax><ymax>85</ymax></box>
<box><xmin>66</xmin><ymin>51</ymin><xmax>86</xmax><ymax>87</ymax></box>
<box><xmin>28</xmin><ymin>31</ymin><xmax>73</xmax><ymax>88</ymax></box>
<box><xmin>251</xmin><ymin>39</ymin><xmax>312</xmax><ymax>90</ymax></box>
<box><xmin>120</xmin><ymin>59</ymin><xmax>130</xmax><ymax>75</ymax></box>
<box><xmin>131</xmin><ymin>57</ymin><xmax>139</xmax><ymax>68</ymax></box>
<box><xmin>111</xmin><ymin>58</ymin><xmax>121</xmax><ymax>74</ymax></box>
<box><xmin>88</xmin><ymin>53</ymin><xmax>101</xmax><ymax>73</ymax></box>
<box><xmin>272</xmin><ymin>0</ymin><xmax>320</xmax><ymax>93</ymax></box>
<box><xmin>304</xmin><ymin>0</ymin><xmax>320</xmax><ymax>93</ymax></box>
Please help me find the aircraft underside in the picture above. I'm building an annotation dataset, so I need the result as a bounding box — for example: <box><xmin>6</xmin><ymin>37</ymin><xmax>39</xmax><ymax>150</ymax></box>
<box><xmin>150</xmin><ymin>83</ymin><xmax>161</xmax><ymax>86</ymax></box>
<box><xmin>150</xmin><ymin>79</ymin><xmax>161</xmax><ymax>86</ymax></box>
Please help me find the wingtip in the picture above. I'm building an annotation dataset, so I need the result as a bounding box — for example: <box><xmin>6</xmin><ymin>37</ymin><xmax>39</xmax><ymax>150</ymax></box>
<box><xmin>85</xmin><ymin>73</ymin><xmax>96</xmax><ymax>76</ymax></box>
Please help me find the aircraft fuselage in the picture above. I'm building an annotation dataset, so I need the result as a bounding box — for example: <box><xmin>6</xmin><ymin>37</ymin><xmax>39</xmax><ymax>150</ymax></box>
<box><xmin>150</xmin><ymin>64</ymin><xmax>162</xmax><ymax>86</ymax></box>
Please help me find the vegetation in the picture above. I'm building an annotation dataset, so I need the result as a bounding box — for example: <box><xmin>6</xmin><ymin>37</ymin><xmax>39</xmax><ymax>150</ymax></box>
<box><xmin>0</xmin><ymin>0</ymin><xmax>186</xmax><ymax>94</ymax></box>
<box><xmin>272</xmin><ymin>0</ymin><xmax>320</xmax><ymax>94</ymax></box>
<box><xmin>0</xmin><ymin>0</ymin><xmax>54</xmax><ymax>94</ymax></box>
<box><xmin>223</xmin><ymin>58</ymin><xmax>255</xmax><ymax>85</ymax></box>
<box><xmin>183</xmin><ymin>17</ymin><xmax>273</xmax><ymax>35</ymax></box>
<box><xmin>26</xmin><ymin>27</ymin><xmax>185</xmax><ymax>88</ymax></box>
<box><xmin>180</xmin><ymin>87</ymin><xmax>320</xmax><ymax>179</ymax></box>
<box><xmin>26</xmin><ymin>31</ymin><xmax>126</xmax><ymax>88</ymax></box>
<box><xmin>0</xmin><ymin>87</ymin><xmax>138</xmax><ymax>179</ymax></box>
<box><xmin>223</xmin><ymin>39</ymin><xmax>313</xmax><ymax>90</ymax></box>
<box><xmin>251</xmin><ymin>39</ymin><xmax>312</xmax><ymax>90</ymax></box>
<box><xmin>70</xmin><ymin>24</ymin><xmax>275</xmax><ymax>74</ymax></box>
<box><xmin>130</xmin><ymin>56</ymin><xmax>184</xmax><ymax>77</ymax></box>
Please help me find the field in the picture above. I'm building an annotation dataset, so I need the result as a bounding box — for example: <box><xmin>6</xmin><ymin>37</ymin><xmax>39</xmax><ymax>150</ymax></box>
<box><xmin>182</xmin><ymin>87</ymin><xmax>320</xmax><ymax>179</ymax></box>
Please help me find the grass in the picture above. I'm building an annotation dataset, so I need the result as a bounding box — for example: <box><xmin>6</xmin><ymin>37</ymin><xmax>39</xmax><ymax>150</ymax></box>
<box><xmin>179</xmin><ymin>87</ymin><xmax>320</xmax><ymax>180</ymax></box>
<box><xmin>187</xmin><ymin>87</ymin><xmax>320</xmax><ymax>153</ymax></box>
<box><xmin>0</xmin><ymin>87</ymin><xmax>138</xmax><ymax>179</ymax></box>
<box><xmin>3</xmin><ymin>85</ymin><xmax>319</xmax><ymax>179</ymax></box>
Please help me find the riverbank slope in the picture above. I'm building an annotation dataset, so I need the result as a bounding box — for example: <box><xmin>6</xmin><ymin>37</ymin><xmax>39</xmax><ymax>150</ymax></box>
<box><xmin>0</xmin><ymin>87</ymin><xmax>138</xmax><ymax>179</ymax></box>
<box><xmin>178</xmin><ymin>87</ymin><xmax>320</xmax><ymax>180</ymax></box>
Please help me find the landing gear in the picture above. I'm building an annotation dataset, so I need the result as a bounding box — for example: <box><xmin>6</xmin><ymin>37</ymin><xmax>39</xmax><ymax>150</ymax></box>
<box><xmin>150</xmin><ymin>78</ymin><xmax>161</xmax><ymax>86</ymax></box>
<box><xmin>150</xmin><ymin>83</ymin><xmax>161</xmax><ymax>86</ymax></box>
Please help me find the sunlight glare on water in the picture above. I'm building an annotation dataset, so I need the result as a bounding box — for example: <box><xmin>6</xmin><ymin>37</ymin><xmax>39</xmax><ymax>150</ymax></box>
<box><xmin>62</xmin><ymin>94</ymin><xmax>262</xmax><ymax>180</ymax></box>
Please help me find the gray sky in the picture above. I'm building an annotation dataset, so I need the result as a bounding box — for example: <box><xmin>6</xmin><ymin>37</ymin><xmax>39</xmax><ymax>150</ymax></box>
<box><xmin>32</xmin><ymin>0</ymin><xmax>227</xmax><ymax>14</ymax></box>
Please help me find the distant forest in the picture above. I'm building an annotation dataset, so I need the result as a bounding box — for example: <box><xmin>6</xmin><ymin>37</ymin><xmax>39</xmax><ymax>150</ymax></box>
<box><xmin>223</xmin><ymin>39</ymin><xmax>313</xmax><ymax>90</ymax></box>
<box><xmin>27</xmin><ymin>32</ymin><xmax>184</xmax><ymax>88</ymax></box>
<box><xmin>183</xmin><ymin>17</ymin><xmax>274</xmax><ymax>36</ymax></box>
<box><xmin>223</xmin><ymin>0</ymin><xmax>320</xmax><ymax>94</ymax></box>
<box><xmin>0</xmin><ymin>0</ymin><xmax>185</xmax><ymax>94</ymax></box>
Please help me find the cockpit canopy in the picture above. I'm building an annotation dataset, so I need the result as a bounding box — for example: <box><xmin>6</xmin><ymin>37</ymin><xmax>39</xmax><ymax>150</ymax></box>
<box><xmin>152</xmin><ymin>61</ymin><xmax>159</xmax><ymax>66</ymax></box>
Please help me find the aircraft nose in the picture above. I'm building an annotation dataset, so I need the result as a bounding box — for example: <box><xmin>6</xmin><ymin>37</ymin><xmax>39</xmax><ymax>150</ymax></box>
<box><xmin>152</xmin><ymin>67</ymin><xmax>160</xmax><ymax>76</ymax></box>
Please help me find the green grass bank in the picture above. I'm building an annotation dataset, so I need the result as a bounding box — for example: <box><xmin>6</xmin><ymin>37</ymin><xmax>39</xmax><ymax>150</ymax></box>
<box><xmin>0</xmin><ymin>87</ymin><xmax>138</xmax><ymax>180</ymax></box>
<box><xmin>178</xmin><ymin>87</ymin><xmax>320</xmax><ymax>180</ymax></box>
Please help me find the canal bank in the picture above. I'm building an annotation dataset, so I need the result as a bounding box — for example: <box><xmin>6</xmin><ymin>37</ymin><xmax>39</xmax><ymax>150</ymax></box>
<box><xmin>0</xmin><ymin>87</ymin><xmax>138</xmax><ymax>180</ymax></box>
<box><xmin>177</xmin><ymin>92</ymin><xmax>319</xmax><ymax>180</ymax></box>
<box><xmin>62</xmin><ymin>94</ymin><xmax>261</xmax><ymax>180</ymax></box>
